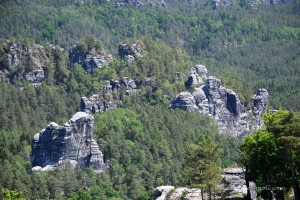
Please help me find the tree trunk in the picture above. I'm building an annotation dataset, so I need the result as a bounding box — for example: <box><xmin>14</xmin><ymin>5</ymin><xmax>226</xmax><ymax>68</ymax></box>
<box><xmin>289</xmin><ymin>147</ymin><xmax>300</xmax><ymax>200</ymax></box>
<box><xmin>244</xmin><ymin>167</ymin><xmax>252</xmax><ymax>200</ymax></box>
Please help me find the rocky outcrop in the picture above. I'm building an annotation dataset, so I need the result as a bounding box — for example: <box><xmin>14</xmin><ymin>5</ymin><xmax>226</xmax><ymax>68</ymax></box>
<box><xmin>250</xmin><ymin>88</ymin><xmax>269</xmax><ymax>131</ymax></box>
<box><xmin>0</xmin><ymin>41</ymin><xmax>47</xmax><ymax>84</ymax></box>
<box><xmin>154</xmin><ymin>168</ymin><xmax>256</xmax><ymax>200</ymax></box>
<box><xmin>220</xmin><ymin>168</ymin><xmax>256</xmax><ymax>199</ymax></box>
<box><xmin>168</xmin><ymin>92</ymin><xmax>199</xmax><ymax>111</ymax></box>
<box><xmin>30</xmin><ymin>112</ymin><xmax>107</xmax><ymax>173</ymax></box>
<box><xmin>185</xmin><ymin>64</ymin><xmax>207</xmax><ymax>88</ymax></box>
<box><xmin>169</xmin><ymin>65</ymin><xmax>268</xmax><ymax>137</ymax></box>
<box><xmin>81</xmin><ymin>77</ymin><xmax>154</xmax><ymax>113</ymax></box>
<box><xmin>114</xmin><ymin>0</ymin><xmax>166</xmax><ymax>8</ymax></box>
<box><xmin>119</xmin><ymin>43</ymin><xmax>143</xmax><ymax>63</ymax></box>
<box><xmin>212</xmin><ymin>0</ymin><xmax>294</xmax><ymax>9</ymax></box>
<box><xmin>81</xmin><ymin>93</ymin><xmax>118</xmax><ymax>114</ymax></box>
<box><xmin>154</xmin><ymin>186</ymin><xmax>202</xmax><ymax>200</ymax></box>
<box><xmin>69</xmin><ymin>45</ymin><xmax>113</xmax><ymax>73</ymax></box>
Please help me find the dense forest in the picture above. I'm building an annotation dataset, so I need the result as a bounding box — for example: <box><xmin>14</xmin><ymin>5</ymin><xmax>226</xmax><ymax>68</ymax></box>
<box><xmin>0</xmin><ymin>0</ymin><xmax>299</xmax><ymax>199</ymax></box>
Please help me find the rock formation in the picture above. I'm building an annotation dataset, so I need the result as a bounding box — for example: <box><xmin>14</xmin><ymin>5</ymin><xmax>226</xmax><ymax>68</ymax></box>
<box><xmin>211</xmin><ymin>0</ymin><xmax>294</xmax><ymax>9</ymax></box>
<box><xmin>114</xmin><ymin>0</ymin><xmax>166</xmax><ymax>8</ymax></box>
<box><xmin>169</xmin><ymin>65</ymin><xmax>269</xmax><ymax>137</ymax></box>
<box><xmin>250</xmin><ymin>88</ymin><xmax>269</xmax><ymax>131</ymax></box>
<box><xmin>81</xmin><ymin>77</ymin><xmax>154</xmax><ymax>113</ymax></box>
<box><xmin>154</xmin><ymin>168</ymin><xmax>256</xmax><ymax>200</ymax></box>
<box><xmin>81</xmin><ymin>93</ymin><xmax>118</xmax><ymax>114</ymax></box>
<box><xmin>69</xmin><ymin>45</ymin><xmax>113</xmax><ymax>73</ymax></box>
<box><xmin>154</xmin><ymin>186</ymin><xmax>202</xmax><ymax>200</ymax></box>
<box><xmin>118</xmin><ymin>43</ymin><xmax>143</xmax><ymax>63</ymax></box>
<box><xmin>30</xmin><ymin>112</ymin><xmax>107</xmax><ymax>173</ymax></box>
<box><xmin>220</xmin><ymin>168</ymin><xmax>256</xmax><ymax>199</ymax></box>
<box><xmin>0</xmin><ymin>41</ymin><xmax>47</xmax><ymax>84</ymax></box>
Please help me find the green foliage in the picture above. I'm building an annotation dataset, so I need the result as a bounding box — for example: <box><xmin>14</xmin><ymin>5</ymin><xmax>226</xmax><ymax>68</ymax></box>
<box><xmin>184</xmin><ymin>135</ymin><xmax>222</xmax><ymax>199</ymax></box>
<box><xmin>240</xmin><ymin>110</ymin><xmax>300</xmax><ymax>199</ymax></box>
<box><xmin>0</xmin><ymin>1</ymin><xmax>299</xmax><ymax>110</ymax></box>
<box><xmin>2</xmin><ymin>188</ymin><xmax>25</xmax><ymax>200</ymax></box>
<box><xmin>0</xmin><ymin>1</ymin><xmax>299</xmax><ymax>200</ymax></box>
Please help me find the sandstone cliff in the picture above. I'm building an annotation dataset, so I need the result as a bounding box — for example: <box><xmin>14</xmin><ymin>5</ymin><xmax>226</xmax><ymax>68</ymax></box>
<box><xmin>69</xmin><ymin>44</ymin><xmax>113</xmax><ymax>73</ymax></box>
<box><xmin>0</xmin><ymin>40</ymin><xmax>48</xmax><ymax>85</ymax></box>
<box><xmin>169</xmin><ymin>65</ymin><xmax>269</xmax><ymax>137</ymax></box>
<box><xmin>30</xmin><ymin>112</ymin><xmax>107</xmax><ymax>173</ymax></box>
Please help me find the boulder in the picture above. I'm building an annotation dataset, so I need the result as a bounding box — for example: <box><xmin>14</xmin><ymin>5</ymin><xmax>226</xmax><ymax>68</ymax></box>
<box><xmin>221</xmin><ymin>168</ymin><xmax>256</xmax><ymax>200</ymax></box>
<box><xmin>30</xmin><ymin>112</ymin><xmax>107</xmax><ymax>173</ymax></box>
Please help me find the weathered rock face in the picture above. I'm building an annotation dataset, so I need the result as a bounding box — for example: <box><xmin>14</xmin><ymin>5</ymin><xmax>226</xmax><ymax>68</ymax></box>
<box><xmin>154</xmin><ymin>168</ymin><xmax>256</xmax><ymax>200</ymax></box>
<box><xmin>250</xmin><ymin>88</ymin><xmax>269</xmax><ymax>131</ymax></box>
<box><xmin>0</xmin><ymin>41</ymin><xmax>47</xmax><ymax>84</ymax></box>
<box><xmin>81</xmin><ymin>93</ymin><xmax>118</xmax><ymax>114</ymax></box>
<box><xmin>114</xmin><ymin>0</ymin><xmax>166</xmax><ymax>8</ymax></box>
<box><xmin>69</xmin><ymin>45</ymin><xmax>113</xmax><ymax>73</ymax></box>
<box><xmin>185</xmin><ymin>64</ymin><xmax>207</xmax><ymax>88</ymax></box>
<box><xmin>118</xmin><ymin>43</ymin><xmax>143</xmax><ymax>63</ymax></box>
<box><xmin>220</xmin><ymin>168</ymin><xmax>256</xmax><ymax>200</ymax></box>
<box><xmin>154</xmin><ymin>186</ymin><xmax>202</xmax><ymax>200</ymax></box>
<box><xmin>169</xmin><ymin>65</ymin><xmax>268</xmax><ymax>137</ymax></box>
<box><xmin>81</xmin><ymin>77</ymin><xmax>155</xmax><ymax>113</ymax></box>
<box><xmin>168</xmin><ymin>92</ymin><xmax>199</xmax><ymax>111</ymax></box>
<box><xmin>30</xmin><ymin>112</ymin><xmax>107</xmax><ymax>173</ymax></box>
<box><xmin>211</xmin><ymin>0</ymin><xmax>294</xmax><ymax>9</ymax></box>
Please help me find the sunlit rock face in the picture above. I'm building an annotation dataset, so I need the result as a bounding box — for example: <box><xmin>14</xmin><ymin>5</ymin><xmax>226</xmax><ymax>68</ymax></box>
<box><xmin>169</xmin><ymin>65</ymin><xmax>269</xmax><ymax>137</ymax></box>
<box><xmin>30</xmin><ymin>112</ymin><xmax>107</xmax><ymax>173</ymax></box>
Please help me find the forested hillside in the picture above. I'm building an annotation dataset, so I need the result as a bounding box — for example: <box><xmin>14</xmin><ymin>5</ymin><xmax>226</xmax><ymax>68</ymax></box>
<box><xmin>0</xmin><ymin>0</ymin><xmax>299</xmax><ymax>199</ymax></box>
<box><xmin>1</xmin><ymin>0</ymin><xmax>300</xmax><ymax>110</ymax></box>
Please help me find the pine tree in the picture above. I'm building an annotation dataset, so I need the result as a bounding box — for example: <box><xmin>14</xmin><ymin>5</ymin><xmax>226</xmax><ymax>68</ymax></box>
<box><xmin>184</xmin><ymin>135</ymin><xmax>222</xmax><ymax>200</ymax></box>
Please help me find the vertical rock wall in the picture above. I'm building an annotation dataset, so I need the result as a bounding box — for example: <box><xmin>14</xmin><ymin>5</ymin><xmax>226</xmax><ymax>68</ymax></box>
<box><xmin>30</xmin><ymin>112</ymin><xmax>107</xmax><ymax>173</ymax></box>
<box><xmin>169</xmin><ymin>65</ymin><xmax>269</xmax><ymax>137</ymax></box>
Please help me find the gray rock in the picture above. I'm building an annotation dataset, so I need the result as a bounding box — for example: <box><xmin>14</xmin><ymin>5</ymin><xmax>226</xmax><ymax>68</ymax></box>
<box><xmin>126</xmin><ymin>55</ymin><xmax>136</xmax><ymax>64</ymax></box>
<box><xmin>121</xmin><ymin>77</ymin><xmax>138</xmax><ymax>90</ymax></box>
<box><xmin>81</xmin><ymin>95</ymin><xmax>105</xmax><ymax>114</ymax></box>
<box><xmin>168</xmin><ymin>92</ymin><xmax>199</xmax><ymax>111</ymax></box>
<box><xmin>69</xmin><ymin>45</ymin><xmax>113</xmax><ymax>73</ymax></box>
<box><xmin>250</xmin><ymin>88</ymin><xmax>269</xmax><ymax>131</ymax></box>
<box><xmin>81</xmin><ymin>77</ymin><xmax>156</xmax><ymax>114</ymax></box>
<box><xmin>119</xmin><ymin>43</ymin><xmax>143</xmax><ymax>59</ymax></box>
<box><xmin>211</xmin><ymin>0</ymin><xmax>294</xmax><ymax>9</ymax></box>
<box><xmin>221</xmin><ymin>168</ymin><xmax>256</xmax><ymax>200</ymax></box>
<box><xmin>155</xmin><ymin>168</ymin><xmax>256</xmax><ymax>200</ymax></box>
<box><xmin>154</xmin><ymin>186</ymin><xmax>202</xmax><ymax>200</ymax></box>
<box><xmin>185</xmin><ymin>65</ymin><xmax>207</xmax><ymax>89</ymax></box>
<box><xmin>154</xmin><ymin>186</ymin><xmax>175</xmax><ymax>200</ymax></box>
<box><xmin>30</xmin><ymin>112</ymin><xmax>107</xmax><ymax>173</ymax></box>
<box><xmin>2</xmin><ymin>41</ymin><xmax>47</xmax><ymax>84</ymax></box>
<box><xmin>23</xmin><ymin>69</ymin><xmax>45</xmax><ymax>85</ymax></box>
<box><xmin>169</xmin><ymin>187</ymin><xmax>202</xmax><ymax>200</ymax></box>
<box><xmin>170</xmin><ymin>65</ymin><xmax>268</xmax><ymax>137</ymax></box>
<box><xmin>114</xmin><ymin>0</ymin><xmax>166</xmax><ymax>8</ymax></box>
